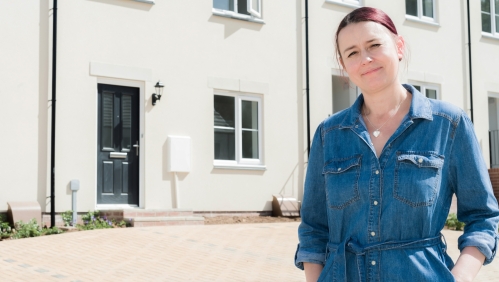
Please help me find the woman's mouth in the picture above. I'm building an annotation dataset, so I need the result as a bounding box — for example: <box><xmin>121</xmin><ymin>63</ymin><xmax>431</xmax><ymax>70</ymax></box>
<box><xmin>362</xmin><ymin>67</ymin><xmax>381</xmax><ymax>76</ymax></box>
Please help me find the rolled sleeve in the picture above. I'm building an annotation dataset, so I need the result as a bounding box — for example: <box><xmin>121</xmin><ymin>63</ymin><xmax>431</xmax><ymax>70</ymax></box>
<box><xmin>450</xmin><ymin>112</ymin><xmax>499</xmax><ymax>265</ymax></box>
<box><xmin>295</xmin><ymin>124</ymin><xmax>329</xmax><ymax>269</ymax></box>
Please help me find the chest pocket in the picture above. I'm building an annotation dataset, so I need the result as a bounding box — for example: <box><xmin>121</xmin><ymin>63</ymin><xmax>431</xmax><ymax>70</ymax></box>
<box><xmin>394</xmin><ymin>152</ymin><xmax>444</xmax><ymax>207</ymax></box>
<box><xmin>323</xmin><ymin>155</ymin><xmax>361</xmax><ymax>209</ymax></box>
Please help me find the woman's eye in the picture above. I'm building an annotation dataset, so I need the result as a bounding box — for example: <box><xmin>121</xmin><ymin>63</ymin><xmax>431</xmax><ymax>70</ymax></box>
<box><xmin>370</xmin><ymin>44</ymin><xmax>381</xmax><ymax>48</ymax></box>
<box><xmin>347</xmin><ymin>51</ymin><xmax>357</xmax><ymax>58</ymax></box>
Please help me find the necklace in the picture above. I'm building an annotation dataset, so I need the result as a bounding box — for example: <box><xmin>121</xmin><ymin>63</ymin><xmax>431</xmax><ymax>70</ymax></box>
<box><xmin>363</xmin><ymin>97</ymin><xmax>405</xmax><ymax>138</ymax></box>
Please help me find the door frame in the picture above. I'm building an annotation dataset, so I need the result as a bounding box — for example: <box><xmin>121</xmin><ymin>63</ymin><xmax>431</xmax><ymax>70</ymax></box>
<box><xmin>95</xmin><ymin>77</ymin><xmax>145</xmax><ymax>209</ymax></box>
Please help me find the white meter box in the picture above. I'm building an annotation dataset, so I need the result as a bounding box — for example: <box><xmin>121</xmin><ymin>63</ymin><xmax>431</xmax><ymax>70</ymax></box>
<box><xmin>167</xmin><ymin>136</ymin><xmax>191</xmax><ymax>172</ymax></box>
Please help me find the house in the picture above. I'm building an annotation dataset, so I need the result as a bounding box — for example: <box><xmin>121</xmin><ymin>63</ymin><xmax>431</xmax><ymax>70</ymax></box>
<box><xmin>0</xmin><ymin>0</ymin><xmax>497</xmax><ymax>226</ymax></box>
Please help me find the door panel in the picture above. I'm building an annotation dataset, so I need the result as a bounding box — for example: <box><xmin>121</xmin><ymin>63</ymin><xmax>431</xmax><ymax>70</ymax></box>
<box><xmin>97</xmin><ymin>84</ymin><xmax>139</xmax><ymax>205</ymax></box>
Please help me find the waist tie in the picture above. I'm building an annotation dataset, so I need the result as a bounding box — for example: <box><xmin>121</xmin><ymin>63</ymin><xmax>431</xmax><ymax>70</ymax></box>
<box><xmin>321</xmin><ymin>234</ymin><xmax>444</xmax><ymax>282</ymax></box>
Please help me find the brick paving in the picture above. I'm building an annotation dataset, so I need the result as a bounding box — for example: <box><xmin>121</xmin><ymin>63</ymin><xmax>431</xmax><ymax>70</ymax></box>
<box><xmin>0</xmin><ymin>223</ymin><xmax>496</xmax><ymax>281</ymax></box>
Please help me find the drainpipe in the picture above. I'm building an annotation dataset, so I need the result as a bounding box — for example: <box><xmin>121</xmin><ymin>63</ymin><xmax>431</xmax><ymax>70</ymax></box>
<box><xmin>466</xmin><ymin>0</ymin><xmax>474</xmax><ymax>123</ymax></box>
<box><xmin>50</xmin><ymin>0</ymin><xmax>58</xmax><ymax>227</ymax></box>
<box><xmin>305</xmin><ymin>0</ymin><xmax>311</xmax><ymax>156</ymax></box>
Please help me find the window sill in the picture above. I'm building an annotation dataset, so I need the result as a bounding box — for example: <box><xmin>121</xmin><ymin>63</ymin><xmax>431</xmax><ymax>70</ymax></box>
<box><xmin>482</xmin><ymin>32</ymin><xmax>499</xmax><ymax>40</ymax></box>
<box><xmin>212</xmin><ymin>9</ymin><xmax>264</xmax><ymax>24</ymax></box>
<box><xmin>324</xmin><ymin>0</ymin><xmax>362</xmax><ymax>9</ymax></box>
<box><xmin>133</xmin><ymin>0</ymin><xmax>154</xmax><ymax>4</ymax></box>
<box><xmin>405</xmin><ymin>16</ymin><xmax>440</xmax><ymax>27</ymax></box>
<box><xmin>213</xmin><ymin>163</ymin><xmax>267</xmax><ymax>171</ymax></box>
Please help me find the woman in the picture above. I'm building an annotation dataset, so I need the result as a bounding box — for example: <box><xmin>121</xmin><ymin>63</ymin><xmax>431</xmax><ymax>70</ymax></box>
<box><xmin>295</xmin><ymin>7</ymin><xmax>499</xmax><ymax>282</ymax></box>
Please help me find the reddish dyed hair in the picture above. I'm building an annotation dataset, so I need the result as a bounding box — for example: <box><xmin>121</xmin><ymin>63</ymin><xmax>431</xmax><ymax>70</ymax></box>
<box><xmin>335</xmin><ymin>7</ymin><xmax>398</xmax><ymax>60</ymax></box>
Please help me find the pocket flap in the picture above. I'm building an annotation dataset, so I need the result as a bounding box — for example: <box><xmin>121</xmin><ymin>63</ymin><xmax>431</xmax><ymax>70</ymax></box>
<box><xmin>323</xmin><ymin>155</ymin><xmax>361</xmax><ymax>174</ymax></box>
<box><xmin>397</xmin><ymin>153</ymin><xmax>443</xmax><ymax>168</ymax></box>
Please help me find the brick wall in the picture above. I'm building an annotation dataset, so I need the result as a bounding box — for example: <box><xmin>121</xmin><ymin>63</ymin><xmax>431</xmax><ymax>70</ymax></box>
<box><xmin>488</xmin><ymin>168</ymin><xmax>499</xmax><ymax>206</ymax></box>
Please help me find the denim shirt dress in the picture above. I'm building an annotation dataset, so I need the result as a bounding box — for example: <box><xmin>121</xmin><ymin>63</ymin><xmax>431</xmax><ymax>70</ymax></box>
<box><xmin>295</xmin><ymin>84</ymin><xmax>499</xmax><ymax>281</ymax></box>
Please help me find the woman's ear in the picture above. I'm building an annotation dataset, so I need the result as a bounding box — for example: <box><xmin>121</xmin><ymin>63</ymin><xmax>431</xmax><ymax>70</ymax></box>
<box><xmin>396</xmin><ymin>35</ymin><xmax>405</xmax><ymax>61</ymax></box>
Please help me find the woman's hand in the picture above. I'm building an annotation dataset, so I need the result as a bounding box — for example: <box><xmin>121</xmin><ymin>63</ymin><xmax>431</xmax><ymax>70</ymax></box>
<box><xmin>451</xmin><ymin>246</ymin><xmax>485</xmax><ymax>282</ymax></box>
<box><xmin>303</xmin><ymin>262</ymin><xmax>323</xmax><ymax>282</ymax></box>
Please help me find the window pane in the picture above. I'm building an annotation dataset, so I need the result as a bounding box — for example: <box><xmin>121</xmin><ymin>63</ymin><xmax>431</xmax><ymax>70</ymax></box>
<box><xmin>242</xmin><ymin>100</ymin><xmax>258</xmax><ymax>130</ymax></box>
<box><xmin>213</xmin><ymin>0</ymin><xmax>234</xmax><ymax>11</ymax></box>
<box><xmin>214</xmin><ymin>95</ymin><xmax>235</xmax><ymax>128</ymax></box>
<box><xmin>496</xmin><ymin>15</ymin><xmax>499</xmax><ymax>32</ymax></box>
<box><xmin>215</xmin><ymin>128</ymin><xmax>236</xmax><ymax>160</ymax></box>
<box><xmin>482</xmin><ymin>12</ymin><xmax>492</xmax><ymax>32</ymax></box>
<box><xmin>242</xmin><ymin>130</ymin><xmax>258</xmax><ymax>159</ymax></box>
<box><xmin>237</xmin><ymin>0</ymin><xmax>250</xmax><ymax>15</ymax></box>
<box><xmin>423</xmin><ymin>0</ymin><xmax>433</xmax><ymax>18</ymax></box>
<box><xmin>214</xmin><ymin>95</ymin><xmax>235</xmax><ymax>160</ymax></box>
<box><xmin>496</xmin><ymin>0</ymin><xmax>499</xmax><ymax>13</ymax></box>
<box><xmin>482</xmin><ymin>0</ymin><xmax>491</xmax><ymax>12</ymax></box>
<box><xmin>413</xmin><ymin>85</ymin><xmax>421</xmax><ymax>92</ymax></box>
<box><xmin>426</xmin><ymin>89</ymin><xmax>437</xmax><ymax>99</ymax></box>
<box><xmin>252</xmin><ymin>0</ymin><xmax>259</xmax><ymax>12</ymax></box>
<box><xmin>122</xmin><ymin>95</ymin><xmax>132</xmax><ymax>151</ymax></box>
<box><xmin>406</xmin><ymin>0</ymin><xmax>418</xmax><ymax>16</ymax></box>
<box><xmin>102</xmin><ymin>92</ymin><xmax>114</xmax><ymax>149</ymax></box>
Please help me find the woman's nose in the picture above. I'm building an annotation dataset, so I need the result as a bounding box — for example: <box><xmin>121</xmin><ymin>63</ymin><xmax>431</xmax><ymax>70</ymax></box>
<box><xmin>361</xmin><ymin>53</ymin><xmax>373</xmax><ymax>64</ymax></box>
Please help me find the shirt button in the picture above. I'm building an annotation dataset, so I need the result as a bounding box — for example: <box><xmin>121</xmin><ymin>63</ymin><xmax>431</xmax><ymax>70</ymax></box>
<box><xmin>418</xmin><ymin>158</ymin><xmax>423</xmax><ymax>163</ymax></box>
<box><xmin>355</xmin><ymin>125</ymin><xmax>358</xmax><ymax>128</ymax></box>
<box><xmin>373</xmin><ymin>201</ymin><xmax>378</xmax><ymax>205</ymax></box>
<box><xmin>337</xmin><ymin>168</ymin><xmax>341</xmax><ymax>171</ymax></box>
<box><xmin>375</xmin><ymin>170</ymin><xmax>379</xmax><ymax>175</ymax></box>
<box><xmin>371</xmin><ymin>261</ymin><xmax>376</xmax><ymax>266</ymax></box>
<box><xmin>371</xmin><ymin>232</ymin><xmax>376</xmax><ymax>236</ymax></box>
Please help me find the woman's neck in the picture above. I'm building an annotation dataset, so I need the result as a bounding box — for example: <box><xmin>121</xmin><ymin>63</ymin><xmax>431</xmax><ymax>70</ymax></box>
<box><xmin>361</xmin><ymin>84</ymin><xmax>408</xmax><ymax>118</ymax></box>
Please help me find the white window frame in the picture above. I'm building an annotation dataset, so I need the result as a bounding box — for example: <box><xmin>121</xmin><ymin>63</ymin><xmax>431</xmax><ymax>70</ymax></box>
<box><xmin>405</xmin><ymin>0</ymin><xmax>438</xmax><ymax>25</ymax></box>
<box><xmin>411</xmin><ymin>82</ymin><xmax>440</xmax><ymax>100</ymax></box>
<box><xmin>214</xmin><ymin>92</ymin><xmax>264</xmax><ymax>170</ymax></box>
<box><xmin>212</xmin><ymin>0</ymin><xmax>264</xmax><ymax>24</ymax></box>
<box><xmin>481</xmin><ymin>0</ymin><xmax>499</xmax><ymax>38</ymax></box>
<box><xmin>325</xmin><ymin>0</ymin><xmax>362</xmax><ymax>9</ymax></box>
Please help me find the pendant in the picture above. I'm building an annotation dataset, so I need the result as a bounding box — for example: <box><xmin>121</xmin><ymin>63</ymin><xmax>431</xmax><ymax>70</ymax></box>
<box><xmin>373</xmin><ymin>130</ymin><xmax>380</xmax><ymax>137</ymax></box>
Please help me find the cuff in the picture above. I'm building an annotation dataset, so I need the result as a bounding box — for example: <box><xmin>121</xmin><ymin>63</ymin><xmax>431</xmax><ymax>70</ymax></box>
<box><xmin>458</xmin><ymin>233</ymin><xmax>498</xmax><ymax>265</ymax></box>
<box><xmin>294</xmin><ymin>244</ymin><xmax>326</xmax><ymax>270</ymax></box>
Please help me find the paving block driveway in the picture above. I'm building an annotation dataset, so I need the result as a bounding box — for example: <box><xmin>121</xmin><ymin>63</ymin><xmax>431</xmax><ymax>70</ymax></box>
<box><xmin>0</xmin><ymin>223</ymin><xmax>496</xmax><ymax>281</ymax></box>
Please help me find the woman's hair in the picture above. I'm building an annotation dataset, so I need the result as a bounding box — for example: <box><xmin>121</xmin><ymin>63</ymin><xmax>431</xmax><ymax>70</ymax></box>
<box><xmin>335</xmin><ymin>7</ymin><xmax>399</xmax><ymax>61</ymax></box>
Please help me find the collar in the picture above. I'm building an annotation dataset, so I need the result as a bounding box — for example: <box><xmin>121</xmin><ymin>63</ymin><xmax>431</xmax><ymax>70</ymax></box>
<box><xmin>339</xmin><ymin>84</ymin><xmax>433</xmax><ymax>128</ymax></box>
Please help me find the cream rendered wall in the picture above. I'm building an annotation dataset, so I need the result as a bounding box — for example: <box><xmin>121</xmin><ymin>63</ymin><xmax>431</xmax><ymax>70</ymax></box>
<box><xmin>53</xmin><ymin>0</ymin><xmax>304</xmax><ymax>212</ymax></box>
<box><xmin>0</xmin><ymin>2</ymin><xmax>50</xmax><ymax>212</ymax></box>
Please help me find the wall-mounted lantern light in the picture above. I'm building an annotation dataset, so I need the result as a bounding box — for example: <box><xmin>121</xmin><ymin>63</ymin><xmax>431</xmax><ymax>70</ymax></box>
<box><xmin>152</xmin><ymin>81</ymin><xmax>164</xmax><ymax>106</ymax></box>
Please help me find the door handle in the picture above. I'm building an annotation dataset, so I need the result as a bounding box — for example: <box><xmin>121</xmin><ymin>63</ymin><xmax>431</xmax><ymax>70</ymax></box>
<box><xmin>133</xmin><ymin>141</ymin><xmax>139</xmax><ymax>156</ymax></box>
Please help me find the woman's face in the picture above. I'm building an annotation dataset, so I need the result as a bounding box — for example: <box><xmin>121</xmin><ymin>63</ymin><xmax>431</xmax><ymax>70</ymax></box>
<box><xmin>337</xmin><ymin>21</ymin><xmax>404</xmax><ymax>94</ymax></box>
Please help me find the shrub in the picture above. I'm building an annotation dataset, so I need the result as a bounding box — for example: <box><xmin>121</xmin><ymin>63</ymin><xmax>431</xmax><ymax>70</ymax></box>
<box><xmin>76</xmin><ymin>211</ymin><xmax>128</xmax><ymax>230</ymax></box>
<box><xmin>42</xmin><ymin>226</ymin><xmax>64</xmax><ymax>236</ymax></box>
<box><xmin>0</xmin><ymin>215</ymin><xmax>12</xmax><ymax>239</ymax></box>
<box><xmin>61</xmin><ymin>210</ymin><xmax>73</xmax><ymax>227</ymax></box>
<box><xmin>445</xmin><ymin>213</ymin><xmax>465</xmax><ymax>231</ymax></box>
<box><xmin>12</xmin><ymin>219</ymin><xmax>42</xmax><ymax>239</ymax></box>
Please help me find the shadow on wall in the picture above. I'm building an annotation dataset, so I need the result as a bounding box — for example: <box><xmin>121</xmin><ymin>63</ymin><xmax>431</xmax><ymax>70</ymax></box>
<box><xmin>207</xmin><ymin>15</ymin><xmax>264</xmax><ymax>39</ymax></box>
<box><xmin>86</xmin><ymin>0</ymin><xmax>153</xmax><ymax>11</ymax></box>
<box><xmin>162</xmin><ymin>140</ymin><xmax>174</xmax><ymax>181</ymax></box>
<box><xmin>37</xmin><ymin>0</ymin><xmax>50</xmax><ymax>213</ymax></box>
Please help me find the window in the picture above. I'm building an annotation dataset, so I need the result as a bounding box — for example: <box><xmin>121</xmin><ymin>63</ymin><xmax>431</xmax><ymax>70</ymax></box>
<box><xmin>482</xmin><ymin>0</ymin><xmax>499</xmax><ymax>36</ymax></box>
<box><xmin>413</xmin><ymin>84</ymin><xmax>439</xmax><ymax>99</ymax></box>
<box><xmin>405</xmin><ymin>0</ymin><xmax>437</xmax><ymax>23</ymax></box>
<box><xmin>324</xmin><ymin>0</ymin><xmax>362</xmax><ymax>9</ymax></box>
<box><xmin>332</xmin><ymin>76</ymin><xmax>358</xmax><ymax>114</ymax></box>
<box><xmin>213</xmin><ymin>0</ymin><xmax>263</xmax><ymax>23</ymax></box>
<box><xmin>214</xmin><ymin>94</ymin><xmax>263</xmax><ymax>168</ymax></box>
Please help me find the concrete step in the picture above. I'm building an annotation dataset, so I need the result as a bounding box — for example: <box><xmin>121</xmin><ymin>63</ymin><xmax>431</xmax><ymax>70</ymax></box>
<box><xmin>100</xmin><ymin>209</ymin><xmax>194</xmax><ymax>220</ymax></box>
<box><xmin>131</xmin><ymin>216</ymin><xmax>205</xmax><ymax>227</ymax></box>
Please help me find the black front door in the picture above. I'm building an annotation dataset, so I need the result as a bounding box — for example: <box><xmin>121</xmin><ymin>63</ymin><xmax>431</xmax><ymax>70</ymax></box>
<box><xmin>97</xmin><ymin>84</ymin><xmax>139</xmax><ymax>205</ymax></box>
